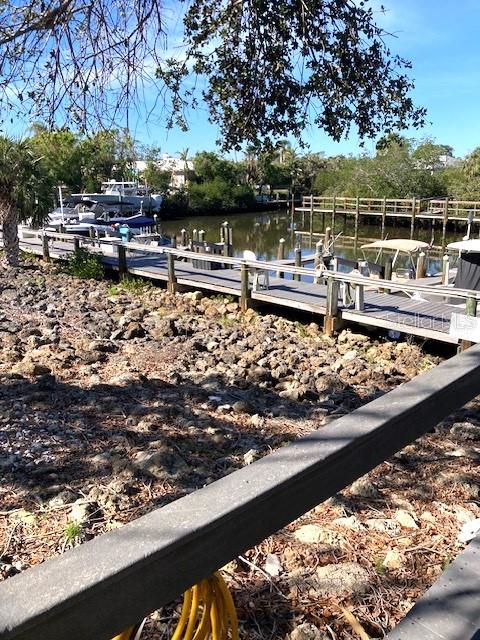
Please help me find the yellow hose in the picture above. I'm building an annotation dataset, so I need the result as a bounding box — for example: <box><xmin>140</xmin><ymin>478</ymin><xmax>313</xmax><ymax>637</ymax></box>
<box><xmin>113</xmin><ymin>572</ymin><xmax>239</xmax><ymax>640</ymax></box>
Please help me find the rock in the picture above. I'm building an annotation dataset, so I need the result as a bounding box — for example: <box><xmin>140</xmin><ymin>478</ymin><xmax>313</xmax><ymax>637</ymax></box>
<box><xmin>349</xmin><ymin>476</ymin><xmax>379</xmax><ymax>498</ymax></box>
<box><xmin>290</xmin><ymin>623</ymin><xmax>326</xmax><ymax>640</ymax></box>
<box><xmin>150</xmin><ymin>317</ymin><xmax>177</xmax><ymax>339</ymax></box>
<box><xmin>122</xmin><ymin>322</ymin><xmax>145</xmax><ymax>340</ymax></box>
<box><xmin>133</xmin><ymin>445</ymin><xmax>187</xmax><ymax>480</ymax></box>
<box><xmin>233</xmin><ymin>400</ymin><xmax>255</xmax><ymax>414</ymax></box>
<box><xmin>9</xmin><ymin>509</ymin><xmax>36</xmax><ymax>526</ymax></box>
<box><xmin>247</xmin><ymin>366</ymin><xmax>270</xmax><ymax>383</ymax></box>
<box><xmin>263</xmin><ymin>553</ymin><xmax>282</xmax><ymax>577</ymax></box>
<box><xmin>243</xmin><ymin>448</ymin><xmax>260</xmax><ymax>465</ymax></box>
<box><xmin>394</xmin><ymin>509</ymin><xmax>418</xmax><ymax>530</ymax></box>
<box><xmin>450</xmin><ymin>422</ymin><xmax>480</xmax><ymax>440</ymax></box>
<box><xmin>332</xmin><ymin>515</ymin><xmax>363</xmax><ymax>531</ymax></box>
<box><xmin>294</xmin><ymin>524</ymin><xmax>326</xmax><ymax>544</ymax></box>
<box><xmin>12</xmin><ymin>361</ymin><xmax>51</xmax><ymax>377</ymax></box>
<box><xmin>382</xmin><ymin>548</ymin><xmax>403</xmax><ymax>569</ymax></box>
<box><xmin>365</xmin><ymin>519</ymin><xmax>401</xmax><ymax>535</ymax></box>
<box><xmin>48</xmin><ymin>490</ymin><xmax>77</xmax><ymax>507</ymax></box>
<box><xmin>70</xmin><ymin>500</ymin><xmax>92</xmax><ymax>524</ymax></box>
<box><xmin>109</xmin><ymin>373</ymin><xmax>142</xmax><ymax>386</ymax></box>
<box><xmin>313</xmin><ymin>562</ymin><xmax>370</xmax><ymax>597</ymax></box>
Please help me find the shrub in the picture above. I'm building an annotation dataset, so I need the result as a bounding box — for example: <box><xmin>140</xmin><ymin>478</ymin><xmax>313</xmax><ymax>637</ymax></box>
<box><xmin>58</xmin><ymin>247</ymin><xmax>104</xmax><ymax>280</ymax></box>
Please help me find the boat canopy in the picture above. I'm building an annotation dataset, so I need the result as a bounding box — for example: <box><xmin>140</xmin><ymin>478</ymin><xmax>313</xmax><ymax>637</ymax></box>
<box><xmin>447</xmin><ymin>239</ymin><xmax>480</xmax><ymax>253</ymax></box>
<box><xmin>361</xmin><ymin>239</ymin><xmax>429</xmax><ymax>253</ymax></box>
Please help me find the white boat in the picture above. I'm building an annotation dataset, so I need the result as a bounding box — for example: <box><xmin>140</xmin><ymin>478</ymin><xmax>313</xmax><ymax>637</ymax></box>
<box><xmin>70</xmin><ymin>181</ymin><xmax>163</xmax><ymax>213</ymax></box>
<box><xmin>360</xmin><ymin>239</ymin><xmax>430</xmax><ymax>281</ymax></box>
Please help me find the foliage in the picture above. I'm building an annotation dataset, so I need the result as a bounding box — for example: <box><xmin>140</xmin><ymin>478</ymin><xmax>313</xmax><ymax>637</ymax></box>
<box><xmin>58</xmin><ymin>247</ymin><xmax>105</xmax><ymax>280</ymax></box>
<box><xmin>142</xmin><ymin>160</ymin><xmax>171</xmax><ymax>192</ymax></box>
<box><xmin>30</xmin><ymin>125</ymin><xmax>84</xmax><ymax>191</ymax></box>
<box><xmin>0</xmin><ymin>1</ymin><xmax>423</xmax><ymax>150</ymax></box>
<box><xmin>63</xmin><ymin>521</ymin><xmax>84</xmax><ymax>543</ymax></box>
<box><xmin>161</xmin><ymin>0</ymin><xmax>425</xmax><ymax>149</ymax></box>
<box><xmin>108</xmin><ymin>277</ymin><xmax>151</xmax><ymax>296</ymax></box>
<box><xmin>81</xmin><ymin>129</ymin><xmax>136</xmax><ymax>192</ymax></box>
<box><xmin>0</xmin><ymin>135</ymin><xmax>54</xmax><ymax>226</ymax></box>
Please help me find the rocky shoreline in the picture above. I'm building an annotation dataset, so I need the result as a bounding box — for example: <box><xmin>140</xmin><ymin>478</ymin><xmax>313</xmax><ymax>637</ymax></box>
<box><xmin>0</xmin><ymin>261</ymin><xmax>479</xmax><ymax>639</ymax></box>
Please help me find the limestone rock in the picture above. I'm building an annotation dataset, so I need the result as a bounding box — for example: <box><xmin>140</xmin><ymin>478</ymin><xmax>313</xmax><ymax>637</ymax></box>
<box><xmin>394</xmin><ymin>509</ymin><xmax>418</xmax><ymax>530</ymax></box>
<box><xmin>313</xmin><ymin>562</ymin><xmax>370</xmax><ymax>597</ymax></box>
<box><xmin>133</xmin><ymin>445</ymin><xmax>187</xmax><ymax>480</ymax></box>
<box><xmin>290</xmin><ymin>623</ymin><xmax>326</xmax><ymax>640</ymax></box>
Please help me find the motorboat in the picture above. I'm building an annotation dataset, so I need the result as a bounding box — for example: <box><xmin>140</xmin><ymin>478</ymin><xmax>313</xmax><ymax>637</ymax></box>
<box><xmin>70</xmin><ymin>181</ymin><xmax>163</xmax><ymax>213</ymax></box>
<box><xmin>360</xmin><ymin>239</ymin><xmax>431</xmax><ymax>281</ymax></box>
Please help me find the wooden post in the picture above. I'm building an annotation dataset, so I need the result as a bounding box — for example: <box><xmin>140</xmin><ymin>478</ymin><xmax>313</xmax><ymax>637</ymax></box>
<box><xmin>332</xmin><ymin>195</ymin><xmax>336</xmax><ymax>231</ymax></box>
<box><xmin>117</xmin><ymin>244</ymin><xmax>127</xmax><ymax>281</ymax></box>
<box><xmin>276</xmin><ymin>238</ymin><xmax>285</xmax><ymax>278</ymax></box>
<box><xmin>442</xmin><ymin>254</ymin><xmax>450</xmax><ymax>285</ymax></box>
<box><xmin>355</xmin><ymin>284</ymin><xmax>365</xmax><ymax>311</ymax></box>
<box><xmin>381</xmin><ymin>197</ymin><xmax>387</xmax><ymax>239</ymax></box>
<box><xmin>314</xmin><ymin>241</ymin><xmax>323</xmax><ymax>284</ymax></box>
<box><xmin>167</xmin><ymin>253</ymin><xmax>177</xmax><ymax>293</ymax></box>
<box><xmin>410</xmin><ymin>196</ymin><xmax>416</xmax><ymax>239</ymax></box>
<box><xmin>154</xmin><ymin>214</ymin><xmax>161</xmax><ymax>234</ymax></box>
<box><xmin>227</xmin><ymin>224</ymin><xmax>233</xmax><ymax>250</ymax></box>
<box><xmin>294</xmin><ymin>246</ymin><xmax>301</xmax><ymax>281</ymax></box>
<box><xmin>416</xmin><ymin>251</ymin><xmax>426</xmax><ymax>279</ymax></box>
<box><xmin>355</xmin><ymin>196</ymin><xmax>360</xmax><ymax>243</ymax></box>
<box><xmin>171</xmin><ymin>235</ymin><xmax>177</xmax><ymax>248</ymax></box>
<box><xmin>220</xmin><ymin>223</ymin><xmax>225</xmax><ymax>243</ymax></box>
<box><xmin>459</xmin><ymin>296</ymin><xmax>478</xmax><ymax>352</ymax></box>
<box><xmin>309</xmin><ymin>195</ymin><xmax>314</xmax><ymax>240</ymax></box>
<box><xmin>324</xmin><ymin>226</ymin><xmax>331</xmax><ymax>253</ymax></box>
<box><xmin>59</xmin><ymin>223</ymin><xmax>66</xmax><ymax>235</ymax></box>
<box><xmin>324</xmin><ymin>276</ymin><xmax>340</xmax><ymax>337</ymax></box>
<box><xmin>89</xmin><ymin>226</ymin><xmax>95</xmax><ymax>240</ymax></box>
<box><xmin>192</xmin><ymin>228</ymin><xmax>198</xmax><ymax>241</ymax></box>
<box><xmin>240</xmin><ymin>262</ymin><xmax>251</xmax><ymax>311</ymax></box>
<box><xmin>381</xmin><ymin>256</ymin><xmax>393</xmax><ymax>294</ymax></box>
<box><xmin>42</xmin><ymin>233</ymin><xmax>50</xmax><ymax>262</ymax></box>
<box><xmin>442</xmin><ymin>198</ymin><xmax>449</xmax><ymax>250</ymax></box>
<box><xmin>180</xmin><ymin>228</ymin><xmax>187</xmax><ymax>246</ymax></box>
<box><xmin>199</xmin><ymin>229</ymin><xmax>205</xmax><ymax>243</ymax></box>
<box><xmin>73</xmin><ymin>237</ymin><xmax>80</xmax><ymax>253</ymax></box>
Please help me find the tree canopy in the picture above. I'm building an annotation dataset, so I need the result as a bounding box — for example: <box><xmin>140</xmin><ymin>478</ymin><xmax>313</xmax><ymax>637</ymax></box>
<box><xmin>0</xmin><ymin>0</ymin><xmax>425</xmax><ymax>149</ymax></box>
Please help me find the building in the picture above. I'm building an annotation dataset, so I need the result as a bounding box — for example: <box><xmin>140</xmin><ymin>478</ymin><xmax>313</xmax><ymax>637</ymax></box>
<box><xmin>135</xmin><ymin>153</ymin><xmax>194</xmax><ymax>190</ymax></box>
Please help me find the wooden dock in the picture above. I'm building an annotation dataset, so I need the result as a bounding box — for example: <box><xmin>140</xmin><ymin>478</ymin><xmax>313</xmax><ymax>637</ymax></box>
<box><xmin>14</xmin><ymin>230</ymin><xmax>478</xmax><ymax>346</ymax></box>
<box><xmin>295</xmin><ymin>195</ymin><xmax>480</xmax><ymax>248</ymax></box>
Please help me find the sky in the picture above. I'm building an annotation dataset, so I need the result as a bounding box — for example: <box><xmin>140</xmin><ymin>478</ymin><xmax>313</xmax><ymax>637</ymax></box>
<box><xmin>128</xmin><ymin>0</ymin><xmax>480</xmax><ymax>159</ymax></box>
<box><xmin>8</xmin><ymin>0</ymin><xmax>480</xmax><ymax>159</ymax></box>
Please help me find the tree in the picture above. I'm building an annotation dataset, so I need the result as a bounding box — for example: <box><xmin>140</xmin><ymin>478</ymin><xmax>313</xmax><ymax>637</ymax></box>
<box><xmin>0</xmin><ymin>137</ymin><xmax>53</xmax><ymax>266</ymax></box>
<box><xmin>0</xmin><ymin>1</ymin><xmax>424</xmax><ymax>150</ymax></box>
<box><xmin>142</xmin><ymin>161</ymin><xmax>171</xmax><ymax>192</ymax></box>
<box><xmin>30</xmin><ymin>125</ymin><xmax>84</xmax><ymax>190</ymax></box>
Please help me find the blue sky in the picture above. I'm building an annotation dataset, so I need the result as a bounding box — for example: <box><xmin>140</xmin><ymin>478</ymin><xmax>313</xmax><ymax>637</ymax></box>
<box><xmin>10</xmin><ymin>0</ymin><xmax>480</xmax><ymax>159</ymax></box>
<box><xmin>129</xmin><ymin>0</ymin><xmax>480</xmax><ymax>159</ymax></box>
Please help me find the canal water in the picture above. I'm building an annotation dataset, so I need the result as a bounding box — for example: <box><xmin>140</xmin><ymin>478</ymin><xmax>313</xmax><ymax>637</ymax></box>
<box><xmin>161</xmin><ymin>209</ymin><xmax>468</xmax><ymax>275</ymax></box>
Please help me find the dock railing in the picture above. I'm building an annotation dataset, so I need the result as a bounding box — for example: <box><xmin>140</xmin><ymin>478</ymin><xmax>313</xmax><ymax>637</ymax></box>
<box><xmin>1</xmin><ymin>339</ymin><xmax>480</xmax><ymax>640</ymax></box>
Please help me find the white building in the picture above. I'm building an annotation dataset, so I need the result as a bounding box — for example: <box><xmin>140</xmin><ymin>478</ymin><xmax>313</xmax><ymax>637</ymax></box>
<box><xmin>135</xmin><ymin>153</ymin><xmax>194</xmax><ymax>190</ymax></box>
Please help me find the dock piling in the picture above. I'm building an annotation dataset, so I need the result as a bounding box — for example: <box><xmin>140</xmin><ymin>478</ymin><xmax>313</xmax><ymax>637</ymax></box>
<box><xmin>167</xmin><ymin>253</ymin><xmax>177</xmax><ymax>293</ymax></box>
<box><xmin>42</xmin><ymin>233</ymin><xmax>50</xmax><ymax>262</ymax></box>
<box><xmin>180</xmin><ymin>228</ymin><xmax>187</xmax><ymax>246</ymax></box>
<box><xmin>442</xmin><ymin>254</ymin><xmax>450</xmax><ymax>285</ymax></box>
<box><xmin>294</xmin><ymin>246</ymin><xmax>301</xmax><ymax>281</ymax></box>
<box><xmin>73</xmin><ymin>237</ymin><xmax>80</xmax><ymax>253</ymax></box>
<box><xmin>199</xmin><ymin>229</ymin><xmax>205</xmax><ymax>243</ymax></box>
<box><xmin>117</xmin><ymin>244</ymin><xmax>127</xmax><ymax>281</ymax></box>
<box><xmin>276</xmin><ymin>238</ymin><xmax>285</xmax><ymax>278</ymax></box>
<box><xmin>324</xmin><ymin>276</ymin><xmax>340</xmax><ymax>337</ymax></box>
<box><xmin>240</xmin><ymin>263</ymin><xmax>251</xmax><ymax>311</ymax></box>
<box><xmin>324</xmin><ymin>226</ymin><xmax>332</xmax><ymax>253</ymax></box>
<box><xmin>416</xmin><ymin>252</ymin><xmax>426</xmax><ymax>279</ymax></box>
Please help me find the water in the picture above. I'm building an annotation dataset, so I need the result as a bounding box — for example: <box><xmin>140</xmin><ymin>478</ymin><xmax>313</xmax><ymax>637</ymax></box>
<box><xmin>161</xmin><ymin>209</ymin><xmax>469</xmax><ymax>274</ymax></box>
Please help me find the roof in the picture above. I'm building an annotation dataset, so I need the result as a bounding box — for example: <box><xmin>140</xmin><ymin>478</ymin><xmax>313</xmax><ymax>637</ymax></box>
<box><xmin>361</xmin><ymin>239</ymin><xmax>430</xmax><ymax>253</ymax></box>
<box><xmin>447</xmin><ymin>239</ymin><xmax>480</xmax><ymax>253</ymax></box>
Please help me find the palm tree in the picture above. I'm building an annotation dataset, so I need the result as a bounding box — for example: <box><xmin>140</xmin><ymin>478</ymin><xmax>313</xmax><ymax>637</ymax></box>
<box><xmin>0</xmin><ymin>136</ymin><xmax>52</xmax><ymax>266</ymax></box>
<box><xmin>178</xmin><ymin>147</ymin><xmax>190</xmax><ymax>187</ymax></box>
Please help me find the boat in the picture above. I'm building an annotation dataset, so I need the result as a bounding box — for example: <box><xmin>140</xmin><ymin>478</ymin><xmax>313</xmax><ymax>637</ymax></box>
<box><xmin>360</xmin><ymin>239</ymin><xmax>431</xmax><ymax>281</ymax></box>
<box><xmin>447</xmin><ymin>239</ymin><xmax>480</xmax><ymax>291</ymax></box>
<box><xmin>70</xmin><ymin>180</ymin><xmax>163</xmax><ymax>214</ymax></box>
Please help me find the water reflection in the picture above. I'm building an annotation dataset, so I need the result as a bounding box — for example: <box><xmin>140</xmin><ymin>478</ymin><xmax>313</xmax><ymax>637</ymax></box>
<box><xmin>161</xmin><ymin>209</ymin><xmax>467</xmax><ymax>274</ymax></box>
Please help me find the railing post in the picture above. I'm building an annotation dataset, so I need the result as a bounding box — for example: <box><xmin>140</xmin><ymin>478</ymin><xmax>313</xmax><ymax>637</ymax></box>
<box><xmin>416</xmin><ymin>251</ymin><xmax>426</xmax><ymax>279</ymax></box>
<box><xmin>332</xmin><ymin>195</ymin><xmax>336</xmax><ymax>231</ymax></box>
<box><xmin>442</xmin><ymin>198</ymin><xmax>449</xmax><ymax>250</ymax></box>
<box><xmin>309</xmin><ymin>195</ymin><xmax>314</xmax><ymax>240</ymax></box>
<box><xmin>381</xmin><ymin>197</ymin><xmax>387</xmax><ymax>239</ymax></box>
<box><xmin>355</xmin><ymin>284</ymin><xmax>365</xmax><ymax>311</ymax></box>
<box><xmin>240</xmin><ymin>262</ymin><xmax>251</xmax><ymax>311</ymax></box>
<box><xmin>324</xmin><ymin>275</ymin><xmax>340</xmax><ymax>337</ymax></box>
<box><xmin>117</xmin><ymin>244</ymin><xmax>128</xmax><ymax>281</ymax></box>
<box><xmin>410</xmin><ymin>196</ymin><xmax>416</xmax><ymax>239</ymax></box>
<box><xmin>167</xmin><ymin>252</ymin><xmax>177</xmax><ymax>293</ymax></box>
<box><xmin>42</xmin><ymin>233</ymin><xmax>50</xmax><ymax>262</ymax></box>
<box><xmin>442</xmin><ymin>254</ymin><xmax>450</xmax><ymax>285</ymax></box>
<box><xmin>459</xmin><ymin>296</ymin><xmax>478</xmax><ymax>352</ymax></box>
<box><xmin>294</xmin><ymin>245</ymin><xmax>301</xmax><ymax>281</ymax></box>
<box><xmin>276</xmin><ymin>237</ymin><xmax>285</xmax><ymax>278</ymax></box>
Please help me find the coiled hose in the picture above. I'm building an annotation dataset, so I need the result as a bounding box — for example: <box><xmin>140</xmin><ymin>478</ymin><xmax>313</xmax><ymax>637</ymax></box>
<box><xmin>112</xmin><ymin>572</ymin><xmax>239</xmax><ymax>640</ymax></box>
